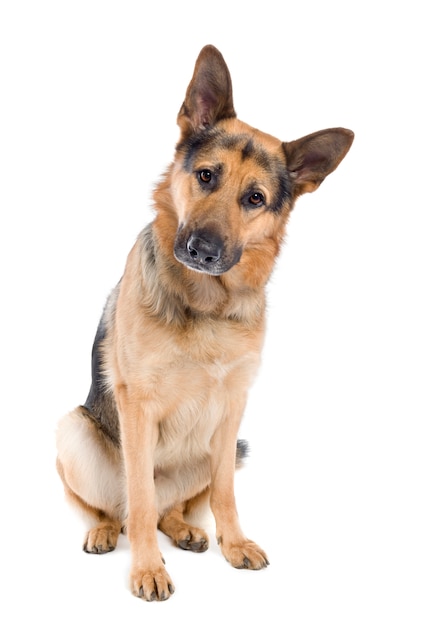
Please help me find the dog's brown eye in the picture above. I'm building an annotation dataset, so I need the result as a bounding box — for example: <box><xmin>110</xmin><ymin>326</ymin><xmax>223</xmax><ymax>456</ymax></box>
<box><xmin>249</xmin><ymin>192</ymin><xmax>264</xmax><ymax>206</ymax></box>
<box><xmin>199</xmin><ymin>170</ymin><xmax>212</xmax><ymax>183</ymax></box>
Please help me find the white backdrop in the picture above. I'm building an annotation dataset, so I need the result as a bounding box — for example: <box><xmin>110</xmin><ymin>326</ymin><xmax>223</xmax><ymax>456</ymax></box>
<box><xmin>1</xmin><ymin>1</ymin><xmax>425</xmax><ymax>624</ymax></box>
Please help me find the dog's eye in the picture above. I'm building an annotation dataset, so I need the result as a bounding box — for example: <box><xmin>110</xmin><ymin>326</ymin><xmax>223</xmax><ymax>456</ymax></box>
<box><xmin>199</xmin><ymin>170</ymin><xmax>212</xmax><ymax>184</ymax></box>
<box><xmin>249</xmin><ymin>192</ymin><xmax>265</xmax><ymax>207</ymax></box>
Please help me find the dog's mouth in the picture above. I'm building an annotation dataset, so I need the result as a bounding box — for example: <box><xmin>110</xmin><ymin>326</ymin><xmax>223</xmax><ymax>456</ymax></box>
<box><xmin>173</xmin><ymin>228</ymin><xmax>242</xmax><ymax>275</ymax></box>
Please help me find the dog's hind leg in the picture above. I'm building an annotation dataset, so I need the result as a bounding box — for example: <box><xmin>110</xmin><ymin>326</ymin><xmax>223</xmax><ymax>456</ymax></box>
<box><xmin>57</xmin><ymin>456</ymin><xmax>122</xmax><ymax>553</ymax></box>
<box><xmin>158</xmin><ymin>489</ymin><xmax>210</xmax><ymax>553</ymax></box>
<box><xmin>56</xmin><ymin>407</ymin><xmax>126</xmax><ymax>554</ymax></box>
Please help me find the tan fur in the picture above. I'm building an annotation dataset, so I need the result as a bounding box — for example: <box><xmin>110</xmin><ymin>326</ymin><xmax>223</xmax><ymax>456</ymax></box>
<box><xmin>56</xmin><ymin>45</ymin><xmax>353</xmax><ymax>601</ymax></box>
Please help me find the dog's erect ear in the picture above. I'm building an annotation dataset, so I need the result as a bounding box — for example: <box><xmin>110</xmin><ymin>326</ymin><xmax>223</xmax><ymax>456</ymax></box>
<box><xmin>177</xmin><ymin>45</ymin><xmax>236</xmax><ymax>136</ymax></box>
<box><xmin>283</xmin><ymin>128</ymin><xmax>354</xmax><ymax>197</ymax></box>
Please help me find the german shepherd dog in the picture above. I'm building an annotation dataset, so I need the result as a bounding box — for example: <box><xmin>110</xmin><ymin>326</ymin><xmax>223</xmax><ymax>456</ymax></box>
<box><xmin>56</xmin><ymin>45</ymin><xmax>353</xmax><ymax>601</ymax></box>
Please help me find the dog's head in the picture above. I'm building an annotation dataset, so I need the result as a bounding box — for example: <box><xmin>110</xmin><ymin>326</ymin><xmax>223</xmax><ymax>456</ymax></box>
<box><xmin>169</xmin><ymin>45</ymin><xmax>354</xmax><ymax>279</ymax></box>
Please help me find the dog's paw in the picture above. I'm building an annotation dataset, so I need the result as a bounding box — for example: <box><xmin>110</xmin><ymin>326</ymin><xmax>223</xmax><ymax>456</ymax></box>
<box><xmin>158</xmin><ymin>515</ymin><xmax>209</xmax><ymax>553</ymax></box>
<box><xmin>220</xmin><ymin>539</ymin><xmax>269</xmax><ymax>570</ymax></box>
<box><xmin>130</xmin><ymin>564</ymin><xmax>175</xmax><ymax>601</ymax></box>
<box><xmin>83</xmin><ymin>521</ymin><xmax>121</xmax><ymax>554</ymax></box>
<box><xmin>177</xmin><ymin>529</ymin><xmax>209</xmax><ymax>553</ymax></box>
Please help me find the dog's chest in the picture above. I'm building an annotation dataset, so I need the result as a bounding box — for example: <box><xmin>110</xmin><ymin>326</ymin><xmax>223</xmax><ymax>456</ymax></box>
<box><xmin>137</xmin><ymin>321</ymin><xmax>262</xmax><ymax>466</ymax></box>
<box><xmin>154</xmin><ymin>358</ymin><xmax>253</xmax><ymax>469</ymax></box>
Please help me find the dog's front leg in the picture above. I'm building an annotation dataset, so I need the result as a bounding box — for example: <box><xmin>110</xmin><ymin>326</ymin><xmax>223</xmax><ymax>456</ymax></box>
<box><xmin>117</xmin><ymin>385</ymin><xmax>175</xmax><ymax>601</ymax></box>
<box><xmin>210</xmin><ymin>414</ymin><xmax>269</xmax><ymax>571</ymax></box>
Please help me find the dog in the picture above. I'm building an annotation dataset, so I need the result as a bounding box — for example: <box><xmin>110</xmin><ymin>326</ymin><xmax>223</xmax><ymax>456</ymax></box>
<box><xmin>56</xmin><ymin>44</ymin><xmax>354</xmax><ymax>601</ymax></box>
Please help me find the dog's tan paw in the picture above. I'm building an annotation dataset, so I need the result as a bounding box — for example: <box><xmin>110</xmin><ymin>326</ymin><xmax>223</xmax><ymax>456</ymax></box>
<box><xmin>220</xmin><ymin>539</ymin><xmax>269</xmax><ymax>570</ymax></box>
<box><xmin>83</xmin><ymin>521</ymin><xmax>121</xmax><ymax>554</ymax></box>
<box><xmin>158</xmin><ymin>513</ymin><xmax>209</xmax><ymax>552</ymax></box>
<box><xmin>166</xmin><ymin>522</ymin><xmax>208</xmax><ymax>553</ymax></box>
<box><xmin>177</xmin><ymin>527</ymin><xmax>209</xmax><ymax>553</ymax></box>
<box><xmin>130</xmin><ymin>565</ymin><xmax>175</xmax><ymax>601</ymax></box>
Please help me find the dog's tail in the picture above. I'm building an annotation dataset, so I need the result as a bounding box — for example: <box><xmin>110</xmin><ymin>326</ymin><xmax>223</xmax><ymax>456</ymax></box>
<box><xmin>236</xmin><ymin>439</ymin><xmax>249</xmax><ymax>468</ymax></box>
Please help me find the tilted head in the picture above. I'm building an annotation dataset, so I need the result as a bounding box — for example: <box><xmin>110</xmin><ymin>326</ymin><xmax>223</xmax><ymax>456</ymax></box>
<box><xmin>164</xmin><ymin>45</ymin><xmax>354</xmax><ymax>285</ymax></box>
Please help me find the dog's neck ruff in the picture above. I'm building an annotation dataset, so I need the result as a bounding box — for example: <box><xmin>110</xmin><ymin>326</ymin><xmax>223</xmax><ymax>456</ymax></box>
<box><xmin>138</xmin><ymin>224</ymin><xmax>265</xmax><ymax>328</ymax></box>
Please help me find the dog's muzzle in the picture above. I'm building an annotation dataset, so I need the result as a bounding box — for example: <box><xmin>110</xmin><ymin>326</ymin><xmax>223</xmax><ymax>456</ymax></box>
<box><xmin>174</xmin><ymin>227</ymin><xmax>242</xmax><ymax>275</ymax></box>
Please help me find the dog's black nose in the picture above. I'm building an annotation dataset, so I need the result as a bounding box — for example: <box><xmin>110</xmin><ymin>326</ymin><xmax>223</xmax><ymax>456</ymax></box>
<box><xmin>187</xmin><ymin>235</ymin><xmax>222</xmax><ymax>265</ymax></box>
